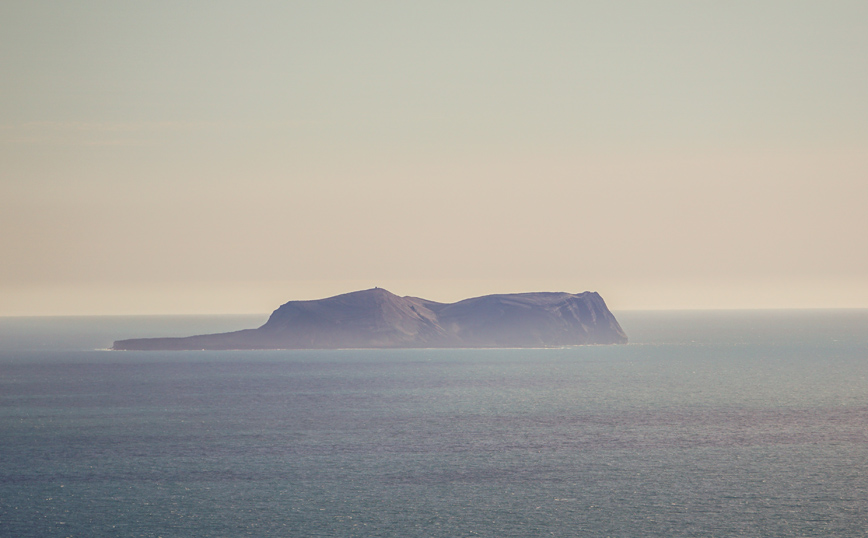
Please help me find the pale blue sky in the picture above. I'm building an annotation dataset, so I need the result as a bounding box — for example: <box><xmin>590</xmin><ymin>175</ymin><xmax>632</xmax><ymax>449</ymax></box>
<box><xmin>2</xmin><ymin>1</ymin><xmax>867</xmax><ymax>314</ymax></box>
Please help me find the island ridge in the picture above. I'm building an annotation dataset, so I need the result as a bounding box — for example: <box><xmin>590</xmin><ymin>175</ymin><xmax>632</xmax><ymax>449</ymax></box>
<box><xmin>113</xmin><ymin>288</ymin><xmax>627</xmax><ymax>350</ymax></box>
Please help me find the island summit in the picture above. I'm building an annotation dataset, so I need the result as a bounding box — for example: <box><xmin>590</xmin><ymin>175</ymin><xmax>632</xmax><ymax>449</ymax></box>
<box><xmin>113</xmin><ymin>288</ymin><xmax>627</xmax><ymax>350</ymax></box>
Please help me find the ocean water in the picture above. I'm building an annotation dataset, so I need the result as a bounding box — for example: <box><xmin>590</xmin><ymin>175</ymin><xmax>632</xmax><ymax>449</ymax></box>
<box><xmin>1</xmin><ymin>310</ymin><xmax>867</xmax><ymax>537</ymax></box>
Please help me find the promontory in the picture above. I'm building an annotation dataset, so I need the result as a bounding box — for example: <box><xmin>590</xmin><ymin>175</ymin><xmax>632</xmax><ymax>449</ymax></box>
<box><xmin>112</xmin><ymin>288</ymin><xmax>627</xmax><ymax>350</ymax></box>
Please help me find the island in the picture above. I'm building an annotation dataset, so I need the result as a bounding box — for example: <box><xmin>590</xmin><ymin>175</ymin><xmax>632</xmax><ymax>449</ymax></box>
<box><xmin>112</xmin><ymin>288</ymin><xmax>627</xmax><ymax>350</ymax></box>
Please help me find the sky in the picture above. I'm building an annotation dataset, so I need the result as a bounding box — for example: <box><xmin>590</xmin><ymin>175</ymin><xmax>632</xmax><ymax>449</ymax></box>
<box><xmin>1</xmin><ymin>1</ymin><xmax>867</xmax><ymax>315</ymax></box>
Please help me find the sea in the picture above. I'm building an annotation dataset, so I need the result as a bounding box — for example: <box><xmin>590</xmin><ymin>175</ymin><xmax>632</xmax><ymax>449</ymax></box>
<box><xmin>1</xmin><ymin>310</ymin><xmax>867</xmax><ymax>537</ymax></box>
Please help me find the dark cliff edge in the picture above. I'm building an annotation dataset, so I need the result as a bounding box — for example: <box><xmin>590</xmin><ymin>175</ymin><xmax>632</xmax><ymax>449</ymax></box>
<box><xmin>113</xmin><ymin>288</ymin><xmax>628</xmax><ymax>350</ymax></box>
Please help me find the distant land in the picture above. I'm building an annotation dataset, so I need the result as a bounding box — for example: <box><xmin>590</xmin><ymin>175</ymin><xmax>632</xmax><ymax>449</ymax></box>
<box><xmin>113</xmin><ymin>288</ymin><xmax>627</xmax><ymax>350</ymax></box>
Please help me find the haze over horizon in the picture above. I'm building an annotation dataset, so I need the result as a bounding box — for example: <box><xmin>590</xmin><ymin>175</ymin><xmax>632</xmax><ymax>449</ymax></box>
<box><xmin>2</xmin><ymin>1</ymin><xmax>867</xmax><ymax>315</ymax></box>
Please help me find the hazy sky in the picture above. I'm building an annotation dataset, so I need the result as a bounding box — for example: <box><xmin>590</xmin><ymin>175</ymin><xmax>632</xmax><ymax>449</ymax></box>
<box><xmin>2</xmin><ymin>1</ymin><xmax>867</xmax><ymax>315</ymax></box>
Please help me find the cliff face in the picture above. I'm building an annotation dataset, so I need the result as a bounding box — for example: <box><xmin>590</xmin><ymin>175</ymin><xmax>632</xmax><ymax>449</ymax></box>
<box><xmin>113</xmin><ymin>288</ymin><xmax>627</xmax><ymax>350</ymax></box>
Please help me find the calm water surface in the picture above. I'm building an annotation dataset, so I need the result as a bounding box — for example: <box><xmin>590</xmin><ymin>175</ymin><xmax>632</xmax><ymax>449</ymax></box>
<box><xmin>1</xmin><ymin>311</ymin><xmax>867</xmax><ymax>537</ymax></box>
